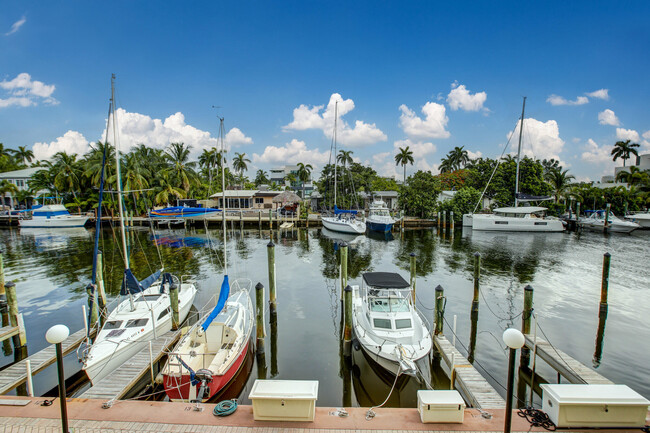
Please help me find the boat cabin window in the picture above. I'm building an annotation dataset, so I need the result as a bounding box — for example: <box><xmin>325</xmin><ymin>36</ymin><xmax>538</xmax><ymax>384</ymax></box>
<box><xmin>372</xmin><ymin>210</ymin><xmax>390</xmax><ymax>216</ymax></box>
<box><xmin>395</xmin><ymin>318</ymin><xmax>412</xmax><ymax>329</ymax></box>
<box><xmin>369</xmin><ymin>296</ymin><xmax>409</xmax><ymax>312</ymax></box>
<box><xmin>125</xmin><ymin>318</ymin><xmax>149</xmax><ymax>328</ymax></box>
<box><xmin>373</xmin><ymin>318</ymin><xmax>392</xmax><ymax>329</ymax></box>
<box><xmin>103</xmin><ymin>320</ymin><xmax>122</xmax><ymax>330</ymax></box>
<box><xmin>135</xmin><ymin>294</ymin><xmax>162</xmax><ymax>302</ymax></box>
<box><xmin>158</xmin><ymin>308</ymin><xmax>170</xmax><ymax>320</ymax></box>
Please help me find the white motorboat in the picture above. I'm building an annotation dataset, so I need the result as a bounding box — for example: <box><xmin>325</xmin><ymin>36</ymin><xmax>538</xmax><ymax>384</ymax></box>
<box><xmin>365</xmin><ymin>199</ymin><xmax>396</xmax><ymax>233</ymax></box>
<box><xmin>84</xmin><ymin>273</ymin><xmax>197</xmax><ymax>383</ymax></box>
<box><xmin>351</xmin><ymin>272</ymin><xmax>432</xmax><ymax>376</ymax></box>
<box><xmin>472</xmin><ymin>207</ymin><xmax>565</xmax><ymax>232</ymax></box>
<box><xmin>625</xmin><ymin>211</ymin><xmax>650</xmax><ymax>229</ymax></box>
<box><xmin>580</xmin><ymin>210</ymin><xmax>640</xmax><ymax>233</ymax></box>
<box><xmin>19</xmin><ymin>204</ymin><xmax>89</xmax><ymax>228</ymax></box>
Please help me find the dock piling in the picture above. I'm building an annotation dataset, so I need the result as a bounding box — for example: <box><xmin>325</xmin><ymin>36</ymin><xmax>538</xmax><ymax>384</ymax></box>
<box><xmin>604</xmin><ymin>203</ymin><xmax>611</xmax><ymax>233</ymax></box>
<box><xmin>340</xmin><ymin>242</ymin><xmax>348</xmax><ymax>301</ymax></box>
<box><xmin>258</xmin><ymin>210</ymin><xmax>262</xmax><ymax>230</ymax></box>
<box><xmin>148</xmin><ymin>341</ymin><xmax>154</xmax><ymax>385</ymax></box>
<box><xmin>343</xmin><ymin>285</ymin><xmax>352</xmax><ymax>356</ymax></box>
<box><xmin>450</xmin><ymin>211</ymin><xmax>455</xmax><ymax>231</ymax></box>
<box><xmin>434</xmin><ymin>285</ymin><xmax>445</xmax><ymax>335</ymax></box>
<box><xmin>25</xmin><ymin>359</ymin><xmax>34</xmax><ymax>397</ymax></box>
<box><xmin>437</xmin><ymin>211</ymin><xmax>441</xmax><ymax>230</ymax></box>
<box><xmin>409</xmin><ymin>253</ymin><xmax>416</xmax><ymax>303</ymax></box>
<box><xmin>170</xmin><ymin>280</ymin><xmax>179</xmax><ymax>330</ymax></box>
<box><xmin>576</xmin><ymin>202</ymin><xmax>581</xmax><ymax>223</ymax></box>
<box><xmin>5</xmin><ymin>281</ymin><xmax>26</xmax><ymax>347</ymax></box>
<box><xmin>521</xmin><ymin>285</ymin><xmax>534</xmax><ymax>367</ymax></box>
<box><xmin>472</xmin><ymin>252</ymin><xmax>481</xmax><ymax>313</ymax></box>
<box><xmin>600</xmin><ymin>252</ymin><xmax>610</xmax><ymax>316</ymax></box>
<box><xmin>267</xmin><ymin>241</ymin><xmax>277</xmax><ymax>314</ymax></box>
<box><xmin>96</xmin><ymin>251</ymin><xmax>107</xmax><ymax>315</ymax></box>
<box><xmin>86</xmin><ymin>284</ymin><xmax>98</xmax><ymax>328</ymax></box>
<box><xmin>255</xmin><ymin>282</ymin><xmax>266</xmax><ymax>354</ymax></box>
<box><xmin>442</xmin><ymin>211</ymin><xmax>447</xmax><ymax>231</ymax></box>
<box><xmin>268</xmin><ymin>209</ymin><xmax>272</xmax><ymax>230</ymax></box>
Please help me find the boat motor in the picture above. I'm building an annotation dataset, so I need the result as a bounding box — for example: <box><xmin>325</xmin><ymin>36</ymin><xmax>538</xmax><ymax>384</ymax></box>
<box><xmin>192</xmin><ymin>368</ymin><xmax>213</xmax><ymax>402</ymax></box>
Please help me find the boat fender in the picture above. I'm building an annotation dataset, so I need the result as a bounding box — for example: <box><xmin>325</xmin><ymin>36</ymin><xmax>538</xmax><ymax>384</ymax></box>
<box><xmin>213</xmin><ymin>399</ymin><xmax>237</xmax><ymax>417</ymax></box>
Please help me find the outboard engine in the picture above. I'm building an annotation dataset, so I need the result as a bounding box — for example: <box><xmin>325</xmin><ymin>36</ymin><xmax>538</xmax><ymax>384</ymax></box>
<box><xmin>191</xmin><ymin>368</ymin><xmax>213</xmax><ymax>402</ymax></box>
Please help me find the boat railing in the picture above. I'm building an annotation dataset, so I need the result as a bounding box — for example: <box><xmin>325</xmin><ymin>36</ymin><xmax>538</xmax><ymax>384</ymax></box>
<box><xmin>231</xmin><ymin>278</ymin><xmax>252</xmax><ymax>294</ymax></box>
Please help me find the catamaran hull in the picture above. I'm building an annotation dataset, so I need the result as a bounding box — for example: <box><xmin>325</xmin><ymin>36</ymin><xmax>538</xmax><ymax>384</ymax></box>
<box><xmin>19</xmin><ymin>216</ymin><xmax>89</xmax><ymax>228</ymax></box>
<box><xmin>162</xmin><ymin>340</ymin><xmax>250</xmax><ymax>402</ymax></box>
<box><xmin>472</xmin><ymin>215</ymin><xmax>565</xmax><ymax>232</ymax></box>
<box><xmin>322</xmin><ymin>217</ymin><xmax>366</xmax><ymax>234</ymax></box>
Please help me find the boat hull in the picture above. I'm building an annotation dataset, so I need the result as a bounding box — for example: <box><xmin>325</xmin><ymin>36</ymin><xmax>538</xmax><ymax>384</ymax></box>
<box><xmin>322</xmin><ymin>216</ymin><xmax>366</xmax><ymax>234</ymax></box>
<box><xmin>625</xmin><ymin>215</ymin><xmax>650</xmax><ymax>228</ymax></box>
<box><xmin>19</xmin><ymin>216</ymin><xmax>89</xmax><ymax>228</ymax></box>
<box><xmin>580</xmin><ymin>221</ymin><xmax>638</xmax><ymax>233</ymax></box>
<box><xmin>472</xmin><ymin>215</ymin><xmax>564</xmax><ymax>232</ymax></box>
<box><xmin>366</xmin><ymin>220</ymin><xmax>393</xmax><ymax>233</ymax></box>
<box><xmin>163</xmin><ymin>340</ymin><xmax>250</xmax><ymax>402</ymax></box>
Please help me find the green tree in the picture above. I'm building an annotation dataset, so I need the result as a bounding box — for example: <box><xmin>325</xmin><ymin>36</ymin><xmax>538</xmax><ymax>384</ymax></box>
<box><xmin>165</xmin><ymin>142</ymin><xmax>197</xmax><ymax>193</ymax></box>
<box><xmin>0</xmin><ymin>180</ymin><xmax>19</xmax><ymax>208</ymax></box>
<box><xmin>296</xmin><ymin>162</ymin><xmax>313</xmax><ymax>198</ymax></box>
<box><xmin>232</xmin><ymin>152</ymin><xmax>251</xmax><ymax>186</ymax></box>
<box><xmin>398</xmin><ymin>170</ymin><xmax>441</xmax><ymax>218</ymax></box>
<box><xmin>545</xmin><ymin>168</ymin><xmax>575</xmax><ymax>203</ymax></box>
<box><xmin>394</xmin><ymin>146</ymin><xmax>414</xmax><ymax>185</ymax></box>
<box><xmin>611</xmin><ymin>140</ymin><xmax>640</xmax><ymax>167</ymax></box>
<box><xmin>254</xmin><ymin>169</ymin><xmax>269</xmax><ymax>186</ymax></box>
<box><xmin>436</xmin><ymin>186</ymin><xmax>482</xmax><ymax>221</ymax></box>
<box><xmin>52</xmin><ymin>151</ymin><xmax>82</xmax><ymax>198</ymax></box>
<box><xmin>447</xmin><ymin>146</ymin><xmax>470</xmax><ymax>170</ymax></box>
<box><xmin>15</xmin><ymin>146</ymin><xmax>34</xmax><ymax>166</ymax></box>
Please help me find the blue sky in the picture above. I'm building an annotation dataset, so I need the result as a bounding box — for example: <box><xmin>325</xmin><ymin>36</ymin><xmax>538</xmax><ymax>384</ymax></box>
<box><xmin>1</xmin><ymin>1</ymin><xmax>649</xmax><ymax>182</ymax></box>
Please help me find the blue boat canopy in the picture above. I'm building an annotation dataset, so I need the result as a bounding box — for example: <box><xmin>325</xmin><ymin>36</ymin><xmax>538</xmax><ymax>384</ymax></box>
<box><xmin>201</xmin><ymin>275</ymin><xmax>230</xmax><ymax>331</ymax></box>
<box><xmin>334</xmin><ymin>205</ymin><xmax>357</xmax><ymax>215</ymax></box>
<box><xmin>150</xmin><ymin>206</ymin><xmax>221</xmax><ymax>218</ymax></box>
<box><xmin>120</xmin><ymin>268</ymin><xmax>162</xmax><ymax>295</ymax></box>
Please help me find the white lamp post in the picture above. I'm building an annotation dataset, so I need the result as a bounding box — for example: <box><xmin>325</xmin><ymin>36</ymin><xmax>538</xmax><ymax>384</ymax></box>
<box><xmin>46</xmin><ymin>325</ymin><xmax>70</xmax><ymax>433</ymax></box>
<box><xmin>503</xmin><ymin>328</ymin><xmax>525</xmax><ymax>433</ymax></box>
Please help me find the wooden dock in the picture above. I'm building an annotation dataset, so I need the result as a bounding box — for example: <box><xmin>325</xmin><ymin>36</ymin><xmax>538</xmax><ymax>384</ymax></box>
<box><xmin>81</xmin><ymin>330</ymin><xmax>180</xmax><ymax>401</ymax></box>
<box><xmin>433</xmin><ymin>335</ymin><xmax>506</xmax><ymax>409</ymax></box>
<box><xmin>524</xmin><ymin>334</ymin><xmax>613</xmax><ymax>385</ymax></box>
<box><xmin>0</xmin><ymin>327</ymin><xmax>92</xmax><ymax>395</ymax></box>
<box><xmin>0</xmin><ymin>325</ymin><xmax>19</xmax><ymax>343</ymax></box>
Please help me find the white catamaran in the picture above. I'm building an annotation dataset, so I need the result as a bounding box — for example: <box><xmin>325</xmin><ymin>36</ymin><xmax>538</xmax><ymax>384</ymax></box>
<box><xmin>83</xmin><ymin>76</ymin><xmax>197</xmax><ymax>384</ymax></box>
<box><xmin>464</xmin><ymin>98</ymin><xmax>565</xmax><ymax>232</ymax></box>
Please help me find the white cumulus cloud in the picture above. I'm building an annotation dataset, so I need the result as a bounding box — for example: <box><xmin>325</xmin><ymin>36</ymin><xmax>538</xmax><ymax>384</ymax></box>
<box><xmin>225</xmin><ymin>127</ymin><xmax>253</xmax><ymax>147</ymax></box>
<box><xmin>581</xmin><ymin>138</ymin><xmax>614</xmax><ymax>165</ymax></box>
<box><xmin>546</xmin><ymin>94</ymin><xmax>589</xmax><ymax>106</ymax></box>
<box><xmin>586</xmin><ymin>89</ymin><xmax>609</xmax><ymax>100</ymax></box>
<box><xmin>615</xmin><ymin>128</ymin><xmax>640</xmax><ymax>142</ymax></box>
<box><xmin>398</xmin><ymin>102</ymin><xmax>450</xmax><ymax>139</ymax></box>
<box><xmin>33</xmin><ymin>130</ymin><xmax>90</xmax><ymax>161</ymax></box>
<box><xmin>446</xmin><ymin>82</ymin><xmax>487</xmax><ymax>112</ymax></box>
<box><xmin>0</xmin><ymin>72</ymin><xmax>58</xmax><ymax>107</ymax></box>
<box><xmin>393</xmin><ymin>138</ymin><xmax>437</xmax><ymax>159</ymax></box>
<box><xmin>252</xmin><ymin>139</ymin><xmax>330</xmax><ymax>168</ymax></box>
<box><xmin>642</xmin><ymin>131</ymin><xmax>650</xmax><ymax>149</ymax></box>
<box><xmin>466</xmin><ymin>150</ymin><xmax>483</xmax><ymax>160</ymax></box>
<box><xmin>5</xmin><ymin>16</ymin><xmax>26</xmax><ymax>36</ymax></box>
<box><xmin>283</xmin><ymin>93</ymin><xmax>386</xmax><ymax>147</ymax></box>
<box><xmin>598</xmin><ymin>109</ymin><xmax>620</xmax><ymax>126</ymax></box>
<box><xmin>507</xmin><ymin>118</ymin><xmax>565</xmax><ymax>162</ymax></box>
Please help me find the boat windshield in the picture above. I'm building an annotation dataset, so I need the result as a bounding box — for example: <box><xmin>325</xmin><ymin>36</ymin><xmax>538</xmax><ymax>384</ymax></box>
<box><xmin>371</xmin><ymin>210</ymin><xmax>390</xmax><ymax>216</ymax></box>
<box><xmin>369</xmin><ymin>296</ymin><xmax>409</xmax><ymax>312</ymax></box>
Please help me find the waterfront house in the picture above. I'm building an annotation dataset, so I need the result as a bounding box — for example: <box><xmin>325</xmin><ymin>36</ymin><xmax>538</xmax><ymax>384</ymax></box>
<box><xmin>0</xmin><ymin>167</ymin><xmax>46</xmax><ymax>208</ymax></box>
<box><xmin>269</xmin><ymin>164</ymin><xmax>314</xmax><ymax>197</ymax></box>
<box><xmin>206</xmin><ymin>190</ymin><xmax>283</xmax><ymax>209</ymax></box>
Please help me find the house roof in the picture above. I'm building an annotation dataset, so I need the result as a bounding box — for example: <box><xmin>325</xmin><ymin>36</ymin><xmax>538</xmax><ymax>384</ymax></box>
<box><xmin>209</xmin><ymin>190</ymin><xmax>282</xmax><ymax>199</ymax></box>
<box><xmin>0</xmin><ymin>167</ymin><xmax>41</xmax><ymax>179</ymax></box>
<box><xmin>372</xmin><ymin>190</ymin><xmax>399</xmax><ymax>198</ymax></box>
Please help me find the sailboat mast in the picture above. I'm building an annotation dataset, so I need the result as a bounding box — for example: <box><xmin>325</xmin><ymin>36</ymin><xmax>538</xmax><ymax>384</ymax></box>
<box><xmin>333</xmin><ymin>101</ymin><xmax>338</xmax><ymax>208</ymax></box>
<box><xmin>111</xmin><ymin>75</ymin><xmax>130</xmax><ymax>269</ymax></box>
<box><xmin>514</xmin><ymin>96</ymin><xmax>527</xmax><ymax>208</ymax></box>
<box><xmin>219</xmin><ymin>117</ymin><xmax>228</xmax><ymax>275</ymax></box>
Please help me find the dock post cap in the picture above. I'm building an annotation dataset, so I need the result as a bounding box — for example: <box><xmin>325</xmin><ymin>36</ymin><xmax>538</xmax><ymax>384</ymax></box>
<box><xmin>435</xmin><ymin>285</ymin><xmax>444</xmax><ymax>292</ymax></box>
<box><xmin>409</xmin><ymin>252</ymin><xmax>416</xmax><ymax>257</ymax></box>
<box><xmin>524</xmin><ymin>285</ymin><xmax>534</xmax><ymax>291</ymax></box>
<box><xmin>340</xmin><ymin>242</ymin><xmax>348</xmax><ymax>248</ymax></box>
<box><xmin>46</xmin><ymin>324</ymin><xmax>69</xmax><ymax>344</ymax></box>
<box><xmin>255</xmin><ymin>282</ymin><xmax>264</xmax><ymax>290</ymax></box>
<box><xmin>604</xmin><ymin>252</ymin><xmax>611</xmax><ymax>257</ymax></box>
<box><xmin>344</xmin><ymin>285</ymin><xmax>352</xmax><ymax>292</ymax></box>
<box><xmin>5</xmin><ymin>281</ymin><xmax>15</xmax><ymax>288</ymax></box>
<box><xmin>473</xmin><ymin>251</ymin><xmax>481</xmax><ymax>257</ymax></box>
<box><xmin>502</xmin><ymin>328</ymin><xmax>525</xmax><ymax>349</ymax></box>
<box><xmin>267</xmin><ymin>241</ymin><xmax>275</xmax><ymax>247</ymax></box>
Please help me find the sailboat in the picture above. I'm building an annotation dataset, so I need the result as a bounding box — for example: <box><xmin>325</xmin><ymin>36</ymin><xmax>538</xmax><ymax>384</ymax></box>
<box><xmin>161</xmin><ymin>116</ymin><xmax>254</xmax><ymax>403</ymax></box>
<box><xmin>83</xmin><ymin>76</ymin><xmax>198</xmax><ymax>384</ymax></box>
<box><xmin>321</xmin><ymin>101</ymin><xmax>366</xmax><ymax>235</ymax></box>
<box><xmin>464</xmin><ymin>98</ymin><xmax>565</xmax><ymax>232</ymax></box>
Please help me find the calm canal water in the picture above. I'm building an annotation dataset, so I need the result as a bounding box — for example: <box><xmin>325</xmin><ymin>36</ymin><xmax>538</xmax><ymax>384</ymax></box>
<box><xmin>1</xmin><ymin>224</ymin><xmax>649</xmax><ymax>406</ymax></box>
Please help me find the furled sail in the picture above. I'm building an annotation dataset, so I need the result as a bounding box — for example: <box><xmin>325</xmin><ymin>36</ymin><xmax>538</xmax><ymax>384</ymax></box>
<box><xmin>120</xmin><ymin>269</ymin><xmax>162</xmax><ymax>295</ymax></box>
<box><xmin>201</xmin><ymin>275</ymin><xmax>230</xmax><ymax>331</ymax></box>
<box><xmin>334</xmin><ymin>205</ymin><xmax>358</xmax><ymax>215</ymax></box>
<box><xmin>515</xmin><ymin>193</ymin><xmax>552</xmax><ymax>202</ymax></box>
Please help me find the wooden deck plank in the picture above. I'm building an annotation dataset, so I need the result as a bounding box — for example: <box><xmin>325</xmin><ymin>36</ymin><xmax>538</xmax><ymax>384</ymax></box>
<box><xmin>81</xmin><ymin>330</ymin><xmax>180</xmax><ymax>401</ymax></box>
<box><xmin>524</xmin><ymin>334</ymin><xmax>612</xmax><ymax>385</ymax></box>
<box><xmin>433</xmin><ymin>335</ymin><xmax>505</xmax><ymax>409</ymax></box>
<box><xmin>0</xmin><ymin>327</ymin><xmax>94</xmax><ymax>395</ymax></box>
<box><xmin>0</xmin><ymin>326</ymin><xmax>20</xmax><ymax>343</ymax></box>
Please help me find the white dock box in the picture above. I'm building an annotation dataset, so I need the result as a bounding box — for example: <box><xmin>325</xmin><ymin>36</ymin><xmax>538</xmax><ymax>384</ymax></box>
<box><xmin>249</xmin><ymin>380</ymin><xmax>318</xmax><ymax>422</ymax></box>
<box><xmin>417</xmin><ymin>390</ymin><xmax>465</xmax><ymax>423</ymax></box>
<box><xmin>541</xmin><ymin>384</ymin><xmax>649</xmax><ymax>428</ymax></box>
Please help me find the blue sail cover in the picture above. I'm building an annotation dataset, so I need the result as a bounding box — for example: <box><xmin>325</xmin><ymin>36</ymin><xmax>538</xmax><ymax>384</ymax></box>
<box><xmin>150</xmin><ymin>206</ymin><xmax>221</xmax><ymax>218</ymax></box>
<box><xmin>120</xmin><ymin>269</ymin><xmax>162</xmax><ymax>295</ymax></box>
<box><xmin>334</xmin><ymin>205</ymin><xmax>358</xmax><ymax>215</ymax></box>
<box><xmin>201</xmin><ymin>275</ymin><xmax>230</xmax><ymax>331</ymax></box>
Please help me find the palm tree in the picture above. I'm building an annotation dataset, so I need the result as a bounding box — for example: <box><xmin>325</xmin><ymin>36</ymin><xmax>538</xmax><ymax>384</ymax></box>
<box><xmin>14</xmin><ymin>146</ymin><xmax>34</xmax><ymax>166</ymax></box>
<box><xmin>296</xmin><ymin>162</ymin><xmax>313</xmax><ymax>198</ymax></box>
<box><xmin>337</xmin><ymin>150</ymin><xmax>354</xmax><ymax>170</ymax></box>
<box><xmin>154</xmin><ymin>171</ymin><xmax>186</xmax><ymax>206</ymax></box>
<box><xmin>0</xmin><ymin>180</ymin><xmax>19</xmax><ymax>208</ymax></box>
<box><xmin>199</xmin><ymin>147</ymin><xmax>219</xmax><ymax>189</ymax></box>
<box><xmin>52</xmin><ymin>151</ymin><xmax>82</xmax><ymax>198</ymax></box>
<box><xmin>394</xmin><ymin>146</ymin><xmax>414</xmax><ymax>184</ymax></box>
<box><xmin>254</xmin><ymin>169</ymin><xmax>269</xmax><ymax>186</ymax></box>
<box><xmin>29</xmin><ymin>165</ymin><xmax>58</xmax><ymax>198</ymax></box>
<box><xmin>0</xmin><ymin>143</ymin><xmax>16</xmax><ymax>170</ymax></box>
<box><xmin>83</xmin><ymin>141</ymin><xmax>116</xmax><ymax>189</ymax></box>
<box><xmin>611</xmin><ymin>140</ymin><xmax>640</xmax><ymax>167</ymax></box>
<box><xmin>439</xmin><ymin>157</ymin><xmax>454</xmax><ymax>173</ymax></box>
<box><xmin>448</xmin><ymin>146</ymin><xmax>469</xmax><ymax>170</ymax></box>
<box><xmin>165</xmin><ymin>142</ymin><xmax>197</xmax><ymax>193</ymax></box>
<box><xmin>545</xmin><ymin>168</ymin><xmax>575</xmax><ymax>203</ymax></box>
<box><xmin>232</xmin><ymin>152</ymin><xmax>251</xmax><ymax>186</ymax></box>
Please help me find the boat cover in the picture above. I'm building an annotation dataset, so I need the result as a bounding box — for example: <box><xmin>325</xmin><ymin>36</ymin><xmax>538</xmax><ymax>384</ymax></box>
<box><xmin>120</xmin><ymin>268</ymin><xmax>162</xmax><ymax>295</ymax></box>
<box><xmin>363</xmin><ymin>272</ymin><xmax>410</xmax><ymax>289</ymax></box>
<box><xmin>201</xmin><ymin>275</ymin><xmax>230</xmax><ymax>331</ymax></box>
<box><xmin>150</xmin><ymin>206</ymin><xmax>221</xmax><ymax>218</ymax></box>
<box><xmin>334</xmin><ymin>205</ymin><xmax>357</xmax><ymax>215</ymax></box>
<box><xmin>515</xmin><ymin>193</ymin><xmax>552</xmax><ymax>202</ymax></box>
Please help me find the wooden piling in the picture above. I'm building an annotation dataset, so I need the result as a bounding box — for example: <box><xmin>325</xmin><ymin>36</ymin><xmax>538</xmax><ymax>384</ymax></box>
<box><xmin>442</xmin><ymin>211</ymin><xmax>447</xmax><ymax>230</ymax></box>
<box><xmin>437</xmin><ymin>211</ymin><xmax>441</xmax><ymax>230</ymax></box>
<box><xmin>5</xmin><ymin>282</ymin><xmax>26</xmax><ymax>347</ymax></box>
<box><xmin>472</xmin><ymin>252</ymin><xmax>481</xmax><ymax>313</ymax></box>
<box><xmin>401</xmin><ymin>210</ymin><xmax>405</xmax><ymax>231</ymax></box>
<box><xmin>434</xmin><ymin>285</ymin><xmax>445</xmax><ymax>335</ymax></box>
<box><xmin>409</xmin><ymin>253</ymin><xmax>416</xmax><ymax>303</ymax></box>
<box><xmin>86</xmin><ymin>284</ymin><xmax>98</xmax><ymax>328</ymax></box>
<box><xmin>340</xmin><ymin>242</ymin><xmax>348</xmax><ymax>301</ymax></box>
<box><xmin>268</xmin><ymin>209</ymin><xmax>273</xmax><ymax>230</ymax></box>
<box><xmin>258</xmin><ymin>210</ymin><xmax>262</xmax><ymax>230</ymax></box>
<box><xmin>343</xmin><ymin>285</ymin><xmax>352</xmax><ymax>356</ymax></box>
<box><xmin>576</xmin><ymin>202</ymin><xmax>581</xmax><ymax>222</ymax></box>
<box><xmin>604</xmin><ymin>203</ymin><xmax>611</xmax><ymax>233</ymax></box>
<box><xmin>95</xmin><ymin>251</ymin><xmax>107</xmax><ymax>314</ymax></box>
<box><xmin>170</xmin><ymin>281</ymin><xmax>179</xmax><ymax>330</ymax></box>
<box><xmin>521</xmin><ymin>285</ymin><xmax>534</xmax><ymax>367</ymax></box>
<box><xmin>450</xmin><ymin>211</ymin><xmax>455</xmax><ymax>231</ymax></box>
<box><xmin>0</xmin><ymin>250</ymin><xmax>5</xmax><ymax>298</ymax></box>
<box><xmin>600</xmin><ymin>252</ymin><xmax>610</xmax><ymax>316</ymax></box>
<box><xmin>267</xmin><ymin>241</ymin><xmax>277</xmax><ymax>314</ymax></box>
<box><xmin>255</xmin><ymin>282</ymin><xmax>266</xmax><ymax>354</ymax></box>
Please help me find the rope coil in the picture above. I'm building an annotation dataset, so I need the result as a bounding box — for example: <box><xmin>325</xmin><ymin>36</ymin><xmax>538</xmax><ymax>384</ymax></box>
<box><xmin>213</xmin><ymin>399</ymin><xmax>238</xmax><ymax>416</ymax></box>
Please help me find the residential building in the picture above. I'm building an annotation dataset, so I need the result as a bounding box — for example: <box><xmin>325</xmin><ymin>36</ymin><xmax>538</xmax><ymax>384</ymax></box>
<box><xmin>206</xmin><ymin>190</ymin><xmax>282</xmax><ymax>209</ymax></box>
<box><xmin>0</xmin><ymin>167</ymin><xmax>44</xmax><ymax>207</ymax></box>
<box><xmin>269</xmin><ymin>164</ymin><xmax>314</xmax><ymax>197</ymax></box>
<box><xmin>601</xmin><ymin>153</ymin><xmax>650</xmax><ymax>184</ymax></box>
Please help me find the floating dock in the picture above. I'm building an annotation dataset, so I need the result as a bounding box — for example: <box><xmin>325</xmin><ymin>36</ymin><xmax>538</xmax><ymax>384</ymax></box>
<box><xmin>524</xmin><ymin>334</ymin><xmax>613</xmax><ymax>385</ymax></box>
<box><xmin>81</xmin><ymin>330</ymin><xmax>180</xmax><ymax>401</ymax></box>
<box><xmin>0</xmin><ymin>327</ymin><xmax>92</xmax><ymax>395</ymax></box>
<box><xmin>433</xmin><ymin>335</ymin><xmax>506</xmax><ymax>409</ymax></box>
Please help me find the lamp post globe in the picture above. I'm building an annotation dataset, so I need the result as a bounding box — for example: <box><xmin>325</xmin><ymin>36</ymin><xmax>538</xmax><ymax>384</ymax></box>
<box><xmin>502</xmin><ymin>328</ymin><xmax>525</xmax><ymax>349</ymax></box>
<box><xmin>46</xmin><ymin>325</ymin><xmax>70</xmax><ymax>344</ymax></box>
<box><xmin>502</xmin><ymin>328</ymin><xmax>525</xmax><ymax>433</ymax></box>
